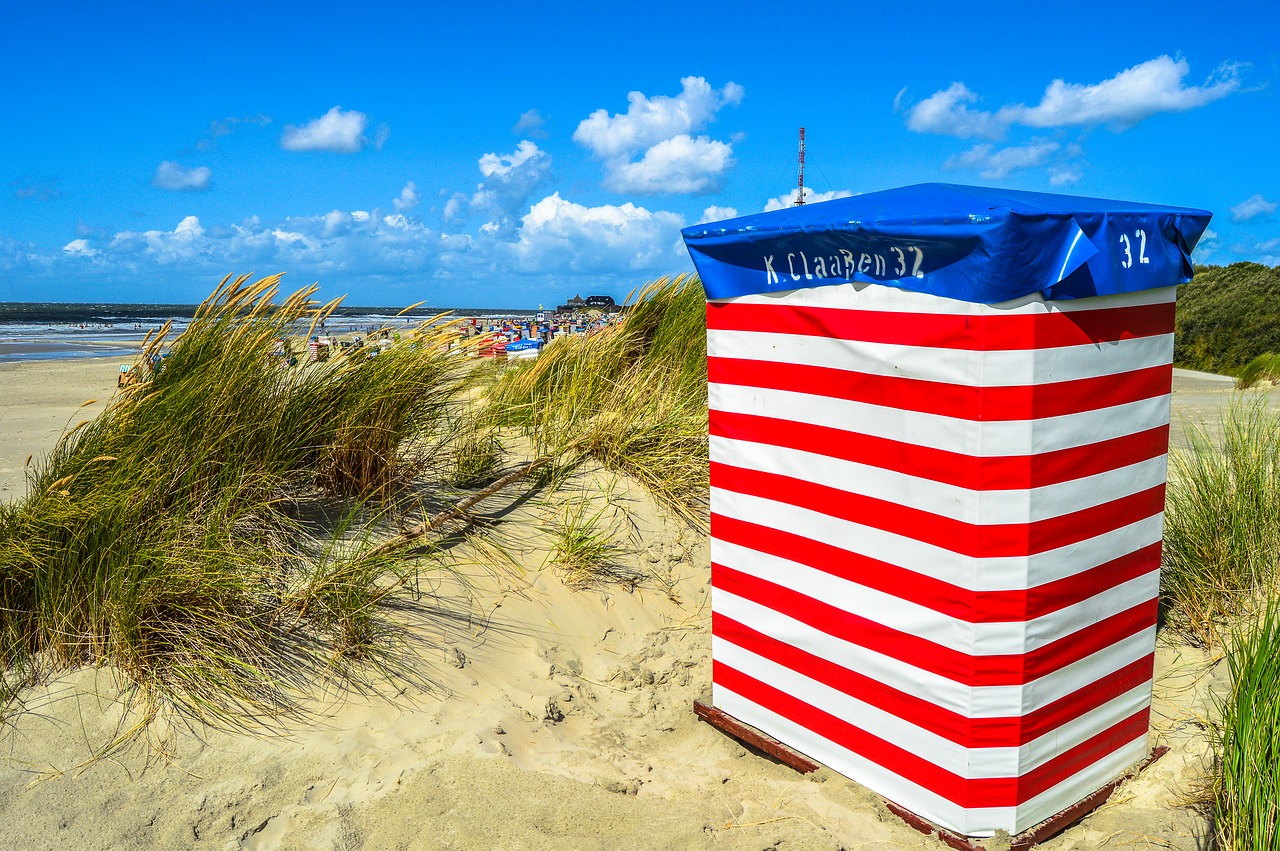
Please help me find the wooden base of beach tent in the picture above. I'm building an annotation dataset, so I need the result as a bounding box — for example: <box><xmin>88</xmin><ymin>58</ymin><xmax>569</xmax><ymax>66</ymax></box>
<box><xmin>693</xmin><ymin>700</ymin><xmax>820</xmax><ymax>773</ymax></box>
<box><xmin>693</xmin><ymin>700</ymin><xmax>1168</xmax><ymax>850</ymax></box>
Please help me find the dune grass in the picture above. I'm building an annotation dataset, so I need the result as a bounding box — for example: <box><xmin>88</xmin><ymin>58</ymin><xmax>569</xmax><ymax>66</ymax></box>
<box><xmin>1234</xmin><ymin>353</ymin><xmax>1280</xmax><ymax>390</ymax></box>
<box><xmin>485</xmin><ymin>274</ymin><xmax>708</xmax><ymax>529</ymax></box>
<box><xmin>1162</xmin><ymin>400</ymin><xmax>1280</xmax><ymax>646</ymax></box>
<box><xmin>0</xmin><ymin>271</ymin><xmax>711</xmax><ymax>732</ymax></box>
<box><xmin>0</xmin><ymin>274</ymin><xmax>475</xmax><ymax>726</ymax></box>
<box><xmin>446</xmin><ymin>425</ymin><xmax>504</xmax><ymax>489</ymax></box>
<box><xmin>1211</xmin><ymin>604</ymin><xmax>1280</xmax><ymax>850</ymax></box>
<box><xmin>1160</xmin><ymin>400</ymin><xmax>1280</xmax><ymax>845</ymax></box>
<box><xmin>544</xmin><ymin>500</ymin><xmax>634</xmax><ymax>588</ymax></box>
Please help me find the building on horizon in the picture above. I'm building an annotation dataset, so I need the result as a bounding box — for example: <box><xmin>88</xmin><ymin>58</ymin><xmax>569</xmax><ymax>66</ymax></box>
<box><xmin>556</xmin><ymin>294</ymin><xmax>619</xmax><ymax>313</ymax></box>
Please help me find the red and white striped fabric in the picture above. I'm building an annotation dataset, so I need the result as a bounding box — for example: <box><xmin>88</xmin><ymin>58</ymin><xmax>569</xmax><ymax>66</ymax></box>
<box><xmin>707</xmin><ymin>281</ymin><xmax>1175</xmax><ymax>837</ymax></box>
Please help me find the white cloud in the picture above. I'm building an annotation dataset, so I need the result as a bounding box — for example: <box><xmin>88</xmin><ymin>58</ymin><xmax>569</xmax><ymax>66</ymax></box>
<box><xmin>469</xmin><ymin>141</ymin><xmax>553</xmax><ymax>233</ymax></box>
<box><xmin>321</xmin><ymin>210</ymin><xmax>344</xmax><ymax>237</ymax></box>
<box><xmin>1230</xmin><ymin>236</ymin><xmax>1280</xmax><ymax>266</ymax></box>
<box><xmin>152</xmin><ymin>161</ymin><xmax>212</xmax><ymax>192</ymax></box>
<box><xmin>574</xmin><ymin>76</ymin><xmax>740</xmax><ymax>159</ymax></box>
<box><xmin>906</xmin><ymin>83</ymin><xmax>1010</xmax><ymax>140</ymax></box>
<box><xmin>1194</xmin><ymin>227</ymin><xmax>1219</xmax><ymax>260</ymax></box>
<box><xmin>62</xmin><ymin>238</ymin><xmax>99</xmax><ymax>257</ymax></box>
<box><xmin>442</xmin><ymin>194</ymin><xmax>467</xmax><ymax>225</ymax></box>
<box><xmin>574</xmin><ymin>76</ymin><xmax>742</xmax><ymax>195</ymax></box>
<box><xmin>102</xmin><ymin>216</ymin><xmax>210</xmax><ymax>265</ymax></box>
<box><xmin>281</xmin><ymin>106</ymin><xmax>370</xmax><ymax>153</ymax></box>
<box><xmin>513</xmin><ymin>109</ymin><xmax>548</xmax><ymax>138</ymax></box>
<box><xmin>944</xmin><ymin>141</ymin><xmax>1060</xmax><ymax>180</ymax></box>
<box><xmin>763</xmin><ymin>188</ymin><xmax>854</xmax><ymax>212</ymax></box>
<box><xmin>478</xmin><ymin>140</ymin><xmax>547</xmax><ymax>179</ymax></box>
<box><xmin>9</xmin><ymin>190</ymin><xmax>696</xmax><ymax>301</ymax></box>
<box><xmin>1015</xmin><ymin>56</ymin><xmax>1241</xmax><ymax>129</ymax></box>
<box><xmin>699</xmin><ymin>205</ymin><xmax>739</xmax><ymax>223</ymax></box>
<box><xmin>393</xmin><ymin>181</ymin><xmax>420</xmax><ymax>212</ymax></box>
<box><xmin>906</xmin><ymin>56</ymin><xmax>1242</xmax><ymax>139</ymax></box>
<box><xmin>1231</xmin><ymin>194</ymin><xmax>1277</xmax><ymax>222</ymax></box>
<box><xmin>1049</xmin><ymin>165</ymin><xmax>1083</xmax><ymax>185</ymax></box>
<box><xmin>603</xmin><ymin>134</ymin><xmax>733</xmax><ymax>195</ymax></box>
<box><xmin>1254</xmin><ymin>237</ymin><xmax>1280</xmax><ymax>265</ymax></box>
<box><xmin>511</xmin><ymin>192</ymin><xmax>686</xmax><ymax>273</ymax></box>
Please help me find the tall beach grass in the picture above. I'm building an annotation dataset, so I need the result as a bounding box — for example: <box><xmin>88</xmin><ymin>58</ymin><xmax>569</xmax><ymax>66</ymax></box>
<box><xmin>1210</xmin><ymin>604</ymin><xmax>1280</xmax><ymax>850</ymax></box>
<box><xmin>1161</xmin><ymin>399</ymin><xmax>1280</xmax><ymax>845</ymax></box>
<box><xmin>1162</xmin><ymin>400</ymin><xmax>1280</xmax><ymax>646</ymax></box>
<box><xmin>486</xmin><ymin>274</ymin><xmax>708</xmax><ymax>529</ymax></box>
<box><xmin>0</xmin><ymin>274</ymin><xmax>473</xmax><ymax>726</ymax></box>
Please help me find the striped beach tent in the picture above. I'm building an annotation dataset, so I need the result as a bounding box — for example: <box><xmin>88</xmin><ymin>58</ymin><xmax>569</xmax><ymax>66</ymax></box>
<box><xmin>681</xmin><ymin>184</ymin><xmax>1212</xmax><ymax>838</ymax></box>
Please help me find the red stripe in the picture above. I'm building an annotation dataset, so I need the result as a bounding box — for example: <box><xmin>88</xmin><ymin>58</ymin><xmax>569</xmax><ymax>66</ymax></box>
<box><xmin>714</xmin><ymin>563</ymin><xmax>1157</xmax><ymax>686</ymax></box>
<box><xmin>711</xmin><ymin>410</ymin><xmax>1169</xmax><ymax>491</ymax></box>
<box><xmin>712</xmin><ymin>513</ymin><xmax>1162</xmax><ymax>622</ymax></box>
<box><xmin>706</xmin><ymin>300</ymin><xmax>1175</xmax><ymax>351</ymax></box>
<box><xmin>709</xmin><ymin>357</ymin><xmax>1172</xmax><ymax>421</ymax></box>
<box><xmin>714</xmin><ymin>613</ymin><xmax>1155</xmax><ymax>748</ymax></box>
<box><xmin>711</xmin><ymin>462</ymin><xmax>1165</xmax><ymax>558</ymax></box>
<box><xmin>716</xmin><ymin>663</ymin><xmax>1150</xmax><ymax>807</ymax></box>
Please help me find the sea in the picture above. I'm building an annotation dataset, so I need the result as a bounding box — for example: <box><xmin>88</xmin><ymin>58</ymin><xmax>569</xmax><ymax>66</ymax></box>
<box><xmin>0</xmin><ymin>302</ymin><xmax>538</xmax><ymax>364</ymax></box>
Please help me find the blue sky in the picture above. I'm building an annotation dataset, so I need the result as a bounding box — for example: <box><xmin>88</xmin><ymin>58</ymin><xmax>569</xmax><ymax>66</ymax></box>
<box><xmin>2</xmin><ymin>1</ymin><xmax>1277</xmax><ymax>307</ymax></box>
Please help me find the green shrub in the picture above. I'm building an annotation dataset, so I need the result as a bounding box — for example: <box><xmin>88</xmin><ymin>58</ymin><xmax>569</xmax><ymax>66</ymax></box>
<box><xmin>1176</xmin><ymin>263</ymin><xmax>1280</xmax><ymax>375</ymax></box>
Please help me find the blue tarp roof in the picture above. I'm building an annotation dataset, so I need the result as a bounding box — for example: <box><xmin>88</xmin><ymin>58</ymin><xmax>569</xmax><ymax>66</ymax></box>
<box><xmin>681</xmin><ymin>183</ymin><xmax>1212</xmax><ymax>304</ymax></box>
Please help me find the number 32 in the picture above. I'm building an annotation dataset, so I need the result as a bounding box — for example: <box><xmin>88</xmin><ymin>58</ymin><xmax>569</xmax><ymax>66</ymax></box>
<box><xmin>1119</xmin><ymin>230</ymin><xmax>1149</xmax><ymax>269</ymax></box>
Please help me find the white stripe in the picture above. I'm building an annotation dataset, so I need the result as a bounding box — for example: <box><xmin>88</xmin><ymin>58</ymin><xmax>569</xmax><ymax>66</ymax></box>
<box><xmin>711</xmin><ymin>685</ymin><xmax>1013</xmax><ymax>835</ymax></box>
<box><xmin>712</xmin><ymin>537</ymin><xmax>1159</xmax><ymax>655</ymax></box>
<box><xmin>715</xmin><ymin>637</ymin><xmax>1151</xmax><ymax>780</ymax></box>
<box><xmin>710</xmin><ymin>383</ymin><xmax>1172</xmax><ymax>456</ymax></box>
<box><xmin>1018</xmin><ymin>686</ymin><xmax>1151</xmax><ymax>776</ymax></box>
<box><xmin>708</xmin><ymin>328</ymin><xmax>1174</xmax><ymax>386</ymax></box>
<box><xmin>712</xmin><ymin>688</ymin><xmax>1150</xmax><ymax>836</ymax></box>
<box><xmin>711</xmin><ymin>435</ymin><xmax>1167</xmax><ymax>523</ymax></box>
<box><xmin>1008</xmin><ymin>736</ymin><xmax>1149</xmax><ymax>835</ymax></box>
<box><xmin>711</xmin><ymin>487</ymin><xmax>1164</xmax><ymax>590</ymax></box>
<box><xmin>715</xmin><ymin>283</ymin><xmax>1176</xmax><ymax>316</ymax></box>
<box><xmin>715</xmin><ymin>638</ymin><xmax>1017</xmax><ymax>777</ymax></box>
<box><xmin>713</xmin><ymin>589</ymin><xmax>1156</xmax><ymax>718</ymax></box>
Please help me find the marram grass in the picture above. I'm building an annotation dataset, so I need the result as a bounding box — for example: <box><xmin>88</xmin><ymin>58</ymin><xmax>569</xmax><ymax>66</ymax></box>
<box><xmin>1162</xmin><ymin>399</ymin><xmax>1280</xmax><ymax>646</ymax></box>
<box><xmin>0</xmin><ymin>274</ymin><xmax>473</xmax><ymax>726</ymax></box>
<box><xmin>1211</xmin><ymin>604</ymin><xmax>1280</xmax><ymax>850</ymax></box>
<box><xmin>1161</xmin><ymin>400</ymin><xmax>1280</xmax><ymax>845</ymax></box>
<box><xmin>1235</xmin><ymin>353</ymin><xmax>1280</xmax><ymax>390</ymax></box>
<box><xmin>486</xmin><ymin>274</ymin><xmax>708</xmax><ymax>529</ymax></box>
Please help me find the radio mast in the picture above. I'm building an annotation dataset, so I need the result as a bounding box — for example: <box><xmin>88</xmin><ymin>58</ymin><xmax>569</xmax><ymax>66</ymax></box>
<box><xmin>793</xmin><ymin>127</ymin><xmax>807</xmax><ymax>206</ymax></box>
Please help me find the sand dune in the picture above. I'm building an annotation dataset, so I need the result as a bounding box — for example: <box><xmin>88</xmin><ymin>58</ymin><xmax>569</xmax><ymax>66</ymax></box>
<box><xmin>0</xmin><ymin>359</ymin><xmax>1259</xmax><ymax>849</ymax></box>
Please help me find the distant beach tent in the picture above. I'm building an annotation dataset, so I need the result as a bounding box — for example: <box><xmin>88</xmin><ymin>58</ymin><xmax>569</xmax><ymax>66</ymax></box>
<box><xmin>505</xmin><ymin>338</ymin><xmax>541</xmax><ymax>359</ymax></box>
<box><xmin>681</xmin><ymin>184</ymin><xmax>1211</xmax><ymax>839</ymax></box>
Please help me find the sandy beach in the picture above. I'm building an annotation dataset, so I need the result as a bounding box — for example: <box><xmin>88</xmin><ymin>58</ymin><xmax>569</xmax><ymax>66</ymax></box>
<box><xmin>0</xmin><ymin>359</ymin><xmax>1273</xmax><ymax>850</ymax></box>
